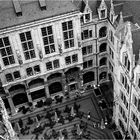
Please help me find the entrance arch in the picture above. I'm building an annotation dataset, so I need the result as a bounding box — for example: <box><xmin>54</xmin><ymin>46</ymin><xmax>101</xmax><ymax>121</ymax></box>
<box><xmin>12</xmin><ymin>93</ymin><xmax>28</xmax><ymax>106</ymax></box>
<box><xmin>83</xmin><ymin>71</ymin><xmax>95</xmax><ymax>84</ymax></box>
<box><xmin>49</xmin><ymin>82</ymin><xmax>62</xmax><ymax>94</ymax></box>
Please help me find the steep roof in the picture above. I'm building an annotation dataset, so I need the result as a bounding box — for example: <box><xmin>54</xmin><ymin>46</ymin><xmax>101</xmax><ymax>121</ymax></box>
<box><xmin>0</xmin><ymin>0</ymin><xmax>79</xmax><ymax>30</ymax></box>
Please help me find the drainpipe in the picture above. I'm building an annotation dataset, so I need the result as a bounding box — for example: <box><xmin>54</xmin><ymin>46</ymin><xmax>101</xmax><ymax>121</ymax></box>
<box><xmin>95</xmin><ymin>23</ymin><xmax>98</xmax><ymax>86</ymax></box>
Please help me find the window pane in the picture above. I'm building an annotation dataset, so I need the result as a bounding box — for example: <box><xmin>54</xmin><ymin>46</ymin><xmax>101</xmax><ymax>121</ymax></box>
<box><xmin>13</xmin><ymin>71</ymin><xmax>21</xmax><ymax>79</ymax></box>
<box><xmin>26</xmin><ymin>67</ymin><xmax>33</xmax><ymax>76</ymax></box>
<box><xmin>50</xmin><ymin>45</ymin><xmax>55</xmax><ymax>53</ymax></box>
<box><xmin>26</xmin><ymin>31</ymin><xmax>32</xmax><ymax>40</ymax></box>
<box><xmin>72</xmin><ymin>54</ymin><xmax>78</xmax><ymax>63</ymax></box>
<box><xmin>47</xmin><ymin>26</ymin><xmax>53</xmax><ymax>35</ymax></box>
<box><xmin>84</xmin><ymin>30</ymin><xmax>88</xmax><ymax>39</ymax></box>
<box><xmin>0</xmin><ymin>39</ymin><xmax>4</xmax><ymax>47</ymax></box>
<box><xmin>65</xmin><ymin>56</ymin><xmax>71</xmax><ymax>64</ymax></box>
<box><xmin>49</xmin><ymin>36</ymin><xmax>54</xmax><ymax>44</ymax></box>
<box><xmin>43</xmin><ymin>37</ymin><xmax>49</xmax><ymax>45</ymax></box>
<box><xmin>3</xmin><ymin>57</ymin><xmax>9</xmax><ymax>66</ymax></box>
<box><xmin>64</xmin><ymin>32</ymin><xmax>68</xmax><ymax>40</ymax></box>
<box><xmin>62</xmin><ymin>22</ymin><xmax>67</xmax><ymax>31</ymax></box>
<box><xmin>30</xmin><ymin>50</ymin><xmax>36</xmax><ymax>58</ymax></box>
<box><xmin>46</xmin><ymin>62</ymin><xmax>52</xmax><ymax>70</ymax></box>
<box><xmin>45</xmin><ymin>46</ymin><xmax>50</xmax><ymax>54</ymax></box>
<box><xmin>6</xmin><ymin>47</ymin><xmax>13</xmax><ymax>55</ymax></box>
<box><xmin>6</xmin><ymin>73</ymin><xmax>13</xmax><ymax>82</ymax></box>
<box><xmin>69</xmin><ymin>30</ymin><xmax>73</xmax><ymax>38</ymax></box>
<box><xmin>53</xmin><ymin>59</ymin><xmax>59</xmax><ymax>68</ymax></box>
<box><xmin>70</xmin><ymin>39</ymin><xmax>74</xmax><ymax>47</ymax></box>
<box><xmin>9</xmin><ymin>56</ymin><xmax>15</xmax><ymax>64</ymax></box>
<box><xmin>64</xmin><ymin>41</ymin><xmax>69</xmax><ymax>49</ymax></box>
<box><xmin>82</xmin><ymin>47</ymin><xmax>86</xmax><ymax>55</ymax></box>
<box><xmin>41</xmin><ymin>27</ymin><xmax>47</xmax><ymax>36</ymax></box>
<box><xmin>88</xmin><ymin>60</ymin><xmax>93</xmax><ymax>67</ymax></box>
<box><xmin>83</xmin><ymin>62</ymin><xmax>87</xmax><ymax>69</ymax></box>
<box><xmin>22</xmin><ymin>43</ymin><xmax>28</xmax><ymax>51</ymax></box>
<box><xmin>24</xmin><ymin>52</ymin><xmax>30</xmax><ymax>60</ymax></box>
<box><xmin>1</xmin><ymin>49</ymin><xmax>6</xmax><ymax>57</ymax></box>
<box><xmin>28</xmin><ymin>41</ymin><xmax>34</xmax><ymax>49</ymax></box>
<box><xmin>20</xmin><ymin>33</ymin><xmax>26</xmax><ymax>42</ymax></box>
<box><xmin>68</xmin><ymin>21</ymin><xmax>73</xmax><ymax>29</ymax></box>
<box><xmin>3</xmin><ymin>37</ymin><xmax>10</xmax><ymax>46</ymax></box>
<box><xmin>34</xmin><ymin>65</ymin><xmax>40</xmax><ymax>73</ymax></box>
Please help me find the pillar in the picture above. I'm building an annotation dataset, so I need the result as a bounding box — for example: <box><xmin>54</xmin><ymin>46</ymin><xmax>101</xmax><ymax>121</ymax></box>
<box><xmin>45</xmin><ymin>83</ymin><xmax>50</xmax><ymax>98</ymax></box>
<box><xmin>26</xmin><ymin>89</ymin><xmax>32</xmax><ymax>103</ymax></box>
<box><xmin>7</xmin><ymin>96</ymin><xmax>16</xmax><ymax>115</ymax></box>
<box><xmin>62</xmin><ymin>73</ymin><xmax>68</xmax><ymax>94</ymax></box>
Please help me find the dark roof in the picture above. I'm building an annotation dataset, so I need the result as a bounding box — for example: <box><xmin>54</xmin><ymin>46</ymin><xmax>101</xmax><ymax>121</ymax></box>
<box><xmin>0</xmin><ymin>0</ymin><xmax>78</xmax><ymax>30</ymax></box>
<box><xmin>122</xmin><ymin>1</ymin><xmax>140</xmax><ymax>25</ymax></box>
<box><xmin>114</xmin><ymin>3</ymin><xmax>123</xmax><ymax>15</ymax></box>
<box><xmin>132</xmin><ymin>27</ymin><xmax>140</xmax><ymax>62</ymax></box>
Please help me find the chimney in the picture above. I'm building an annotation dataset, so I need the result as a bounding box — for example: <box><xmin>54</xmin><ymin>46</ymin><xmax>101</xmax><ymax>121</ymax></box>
<box><xmin>38</xmin><ymin>0</ymin><xmax>47</xmax><ymax>10</ymax></box>
<box><xmin>12</xmin><ymin>0</ymin><xmax>22</xmax><ymax>16</ymax></box>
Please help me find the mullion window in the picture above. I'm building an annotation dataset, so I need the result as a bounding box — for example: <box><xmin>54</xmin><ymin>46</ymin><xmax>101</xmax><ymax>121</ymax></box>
<box><xmin>62</xmin><ymin>21</ymin><xmax>74</xmax><ymax>49</ymax></box>
<box><xmin>0</xmin><ymin>37</ymin><xmax>15</xmax><ymax>66</ymax></box>
<box><xmin>41</xmin><ymin>26</ymin><xmax>55</xmax><ymax>55</ymax></box>
<box><xmin>20</xmin><ymin>31</ymin><xmax>35</xmax><ymax>60</ymax></box>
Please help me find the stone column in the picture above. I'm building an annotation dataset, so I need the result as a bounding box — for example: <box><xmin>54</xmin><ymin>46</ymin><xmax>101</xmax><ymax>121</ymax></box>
<box><xmin>45</xmin><ymin>83</ymin><xmax>50</xmax><ymax>98</ymax></box>
<box><xmin>62</xmin><ymin>73</ymin><xmax>68</xmax><ymax>94</ymax></box>
<box><xmin>7</xmin><ymin>96</ymin><xmax>16</xmax><ymax>115</ymax></box>
<box><xmin>26</xmin><ymin>89</ymin><xmax>32</xmax><ymax>103</ymax></box>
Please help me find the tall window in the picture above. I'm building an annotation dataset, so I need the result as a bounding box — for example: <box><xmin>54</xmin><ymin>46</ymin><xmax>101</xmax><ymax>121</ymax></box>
<box><xmin>20</xmin><ymin>31</ymin><xmax>36</xmax><ymax>60</ymax></box>
<box><xmin>82</xmin><ymin>45</ymin><xmax>92</xmax><ymax>55</ymax></box>
<box><xmin>99</xmin><ymin>43</ymin><xmax>107</xmax><ymax>53</ymax></box>
<box><xmin>41</xmin><ymin>26</ymin><xmax>55</xmax><ymax>54</ymax></box>
<box><xmin>62</xmin><ymin>20</ymin><xmax>74</xmax><ymax>49</ymax></box>
<box><xmin>53</xmin><ymin>59</ymin><xmax>60</xmax><ymax>68</ymax></box>
<box><xmin>81</xmin><ymin>29</ymin><xmax>92</xmax><ymax>40</ymax></box>
<box><xmin>0</xmin><ymin>37</ymin><xmax>15</xmax><ymax>66</ymax></box>
<box><xmin>85</xmin><ymin>13</ymin><xmax>90</xmax><ymax>22</ymax></box>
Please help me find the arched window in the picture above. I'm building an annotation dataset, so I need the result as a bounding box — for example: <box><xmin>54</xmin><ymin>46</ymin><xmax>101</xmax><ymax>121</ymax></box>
<box><xmin>99</xmin><ymin>72</ymin><xmax>107</xmax><ymax>81</ymax></box>
<box><xmin>47</xmin><ymin>73</ymin><xmax>62</xmax><ymax>81</ymax></box>
<box><xmin>83</xmin><ymin>71</ymin><xmax>95</xmax><ymax>84</ymax></box>
<box><xmin>30</xmin><ymin>89</ymin><xmax>46</xmax><ymax>100</ymax></box>
<box><xmin>99</xmin><ymin>57</ymin><xmax>107</xmax><ymax>66</ymax></box>
<box><xmin>99</xmin><ymin>43</ymin><xmax>107</xmax><ymax>52</ymax></box>
<box><xmin>99</xmin><ymin>26</ymin><xmax>107</xmax><ymax>38</ymax></box>
<box><xmin>49</xmin><ymin>82</ymin><xmax>62</xmax><ymax>94</ymax></box>
<box><xmin>12</xmin><ymin>93</ymin><xmax>28</xmax><ymax>106</ymax></box>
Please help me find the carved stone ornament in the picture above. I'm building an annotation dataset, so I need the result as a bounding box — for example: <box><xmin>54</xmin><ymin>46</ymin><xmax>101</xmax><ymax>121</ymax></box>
<box><xmin>37</xmin><ymin>45</ymin><xmax>43</xmax><ymax>60</ymax></box>
<box><xmin>58</xmin><ymin>38</ymin><xmax>63</xmax><ymax>55</ymax></box>
<box><xmin>16</xmin><ymin>50</ymin><xmax>23</xmax><ymax>65</ymax></box>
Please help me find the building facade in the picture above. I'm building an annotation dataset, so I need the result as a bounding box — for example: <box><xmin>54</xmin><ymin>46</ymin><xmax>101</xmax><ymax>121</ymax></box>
<box><xmin>1</xmin><ymin>0</ymin><xmax>140</xmax><ymax>139</ymax></box>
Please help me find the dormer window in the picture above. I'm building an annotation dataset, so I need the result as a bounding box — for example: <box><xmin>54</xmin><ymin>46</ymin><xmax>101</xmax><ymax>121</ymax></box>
<box><xmin>98</xmin><ymin>0</ymin><xmax>107</xmax><ymax>19</ymax></box>
<box><xmin>80</xmin><ymin>16</ymin><xmax>84</xmax><ymax>24</ymax></box>
<box><xmin>85</xmin><ymin>13</ymin><xmax>90</xmax><ymax>22</ymax></box>
<box><xmin>101</xmin><ymin>10</ymin><xmax>105</xmax><ymax>18</ymax></box>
